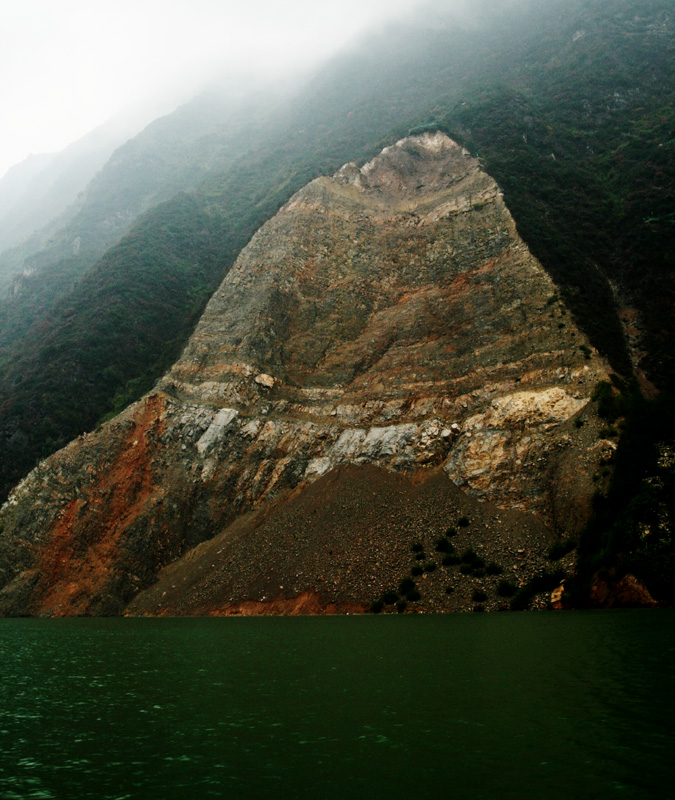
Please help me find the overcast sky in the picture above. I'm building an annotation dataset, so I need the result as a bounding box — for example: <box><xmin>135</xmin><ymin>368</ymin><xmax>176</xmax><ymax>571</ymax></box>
<box><xmin>0</xmin><ymin>0</ymin><xmax>424</xmax><ymax>179</ymax></box>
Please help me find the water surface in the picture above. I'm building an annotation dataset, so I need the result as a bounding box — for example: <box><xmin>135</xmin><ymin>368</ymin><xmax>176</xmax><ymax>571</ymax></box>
<box><xmin>0</xmin><ymin>611</ymin><xmax>672</xmax><ymax>799</ymax></box>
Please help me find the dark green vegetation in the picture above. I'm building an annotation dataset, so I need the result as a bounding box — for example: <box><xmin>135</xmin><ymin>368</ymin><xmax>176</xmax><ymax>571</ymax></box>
<box><xmin>460</xmin><ymin>549</ymin><xmax>487</xmax><ymax>576</ymax></box>
<box><xmin>497</xmin><ymin>580</ymin><xmax>518</xmax><ymax>598</ymax></box>
<box><xmin>371</xmin><ymin>515</ymin><xmax>522</xmax><ymax>612</ymax></box>
<box><xmin>436</xmin><ymin>4</ymin><xmax>675</xmax><ymax>389</ymax></box>
<box><xmin>0</xmin><ymin>0</ymin><xmax>673</xmax><ymax>603</ymax></box>
<box><xmin>0</xmin><ymin>196</ymin><xmax>236</xmax><ymax>474</ymax></box>
<box><xmin>567</xmin><ymin>391</ymin><xmax>675</xmax><ymax>606</ymax></box>
<box><xmin>548</xmin><ymin>538</ymin><xmax>577</xmax><ymax>562</ymax></box>
<box><xmin>371</xmin><ymin>575</ymin><xmax>423</xmax><ymax>613</ymax></box>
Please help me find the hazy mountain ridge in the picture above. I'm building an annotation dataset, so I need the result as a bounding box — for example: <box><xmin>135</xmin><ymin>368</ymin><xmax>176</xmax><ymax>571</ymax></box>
<box><xmin>0</xmin><ymin>119</ymin><xmax>139</xmax><ymax>264</ymax></box>
<box><xmin>0</xmin><ymin>86</ymin><xmax>286</xmax><ymax>302</ymax></box>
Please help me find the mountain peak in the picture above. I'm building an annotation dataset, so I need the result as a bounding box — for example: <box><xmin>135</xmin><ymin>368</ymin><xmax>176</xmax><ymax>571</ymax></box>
<box><xmin>333</xmin><ymin>131</ymin><xmax>475</xmax><ymax>200</ymax></box>
<box><xmin>0</xmin><ymin>136</ymin><xmax>610</xmax><ymax>616</ymax></box>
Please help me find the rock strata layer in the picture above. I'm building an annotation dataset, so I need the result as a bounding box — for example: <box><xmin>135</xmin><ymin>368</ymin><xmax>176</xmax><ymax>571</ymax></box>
<box><xmin>0</xmin><ymin>132</ymin><xmax>609</xmax><ymax>615</ymax></box>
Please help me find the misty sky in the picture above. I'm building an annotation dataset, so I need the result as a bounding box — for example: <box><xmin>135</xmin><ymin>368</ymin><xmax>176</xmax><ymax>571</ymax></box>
<box><xmin>0</xmin><ymin>0</ymin><xmax>424</xmax><ymax>179</ymax></box>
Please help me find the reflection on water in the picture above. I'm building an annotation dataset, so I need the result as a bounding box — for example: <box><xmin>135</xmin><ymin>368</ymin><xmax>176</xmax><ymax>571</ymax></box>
<box><xmin>0</xmin><ymin>611</ymin><xmax>673</xmax><ymax>799</ymax></box>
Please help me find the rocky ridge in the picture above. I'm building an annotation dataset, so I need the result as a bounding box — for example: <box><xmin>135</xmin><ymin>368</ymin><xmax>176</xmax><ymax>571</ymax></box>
<box><xmin>0</xmin><ymin>132</ymin><xmax>610</xmax><ymax>615</ymax></box>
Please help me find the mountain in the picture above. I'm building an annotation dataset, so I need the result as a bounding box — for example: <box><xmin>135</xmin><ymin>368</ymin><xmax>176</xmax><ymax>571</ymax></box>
<box><xmin>0</xmin><ymin>133</ymin><xmax>614</xmax><ymax>615</ymax></box>
<box><xmin>0</xmin><ymin>0</ymin><xmax>673</xmax><ymax>610</ymax></box>
<box><xmin>0</xmin><ymin>154</ymin><xmax>54</xmax><ymax>226</ymax></box>
<box><xmin>0</xmin><ymin>114</ymin><xmax>150</xmax><ymax>265</ymax></box>
<box><xmin>0</xmin><ymin>85</ymin><xmax>294</xmax><ymax>496</ymax></box>
<box><xmin>0</xmin><ymin>84</ymin><xmax>286</xmax><ymax>296</ymax></box>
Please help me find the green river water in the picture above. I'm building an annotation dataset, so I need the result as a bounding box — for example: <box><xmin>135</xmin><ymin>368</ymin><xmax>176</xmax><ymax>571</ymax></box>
<box><xmin>0</xmin><ymin>610</ymin><xmax>672</xmax><ymax>799</ymax></box>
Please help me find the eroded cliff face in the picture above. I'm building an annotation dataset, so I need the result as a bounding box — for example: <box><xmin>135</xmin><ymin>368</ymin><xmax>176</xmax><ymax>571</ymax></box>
<box><xmin>0</xmin><ymin>132</ymin><xmax>611</xmax><ymax>615</ymax></box>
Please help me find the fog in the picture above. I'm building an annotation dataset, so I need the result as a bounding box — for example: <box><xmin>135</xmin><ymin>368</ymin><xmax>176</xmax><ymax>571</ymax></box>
<box><xmin>0</xmin><ymin>0</ymin><xmax>449</xmax><ymax>180</ymax></box>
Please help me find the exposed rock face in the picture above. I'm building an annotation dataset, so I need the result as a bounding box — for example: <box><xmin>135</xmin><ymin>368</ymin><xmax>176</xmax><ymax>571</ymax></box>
<box><xmin>0</xmin><ymin>132</ymin><xmax>610</xmax><ymax>615</ymax></box>
<box><xmin>589</xmin><ymin>573</ymin><xmax>659</xmax><ymax>609</ymax></box>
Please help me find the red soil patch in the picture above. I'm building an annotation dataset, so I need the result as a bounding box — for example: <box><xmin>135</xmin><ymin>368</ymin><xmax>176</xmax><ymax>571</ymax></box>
<box><xmin>35</xmin><ymin>394</ymin><xmax>167</xmax><ymax>615</ymax></box>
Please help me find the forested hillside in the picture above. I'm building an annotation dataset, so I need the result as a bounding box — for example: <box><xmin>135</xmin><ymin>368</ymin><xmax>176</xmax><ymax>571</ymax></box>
<box><xmin>0</xmin><ymin>0</ymin><xmax>673</xmax><ymax>603</ymax></box>
<box><xmin>0</xmin><ymin>114</ymin><xmax>147</xmax><ymax>262</ymax></box>
<box><xmin>0</xmin><ymin>87</ymin><xmax>284</xmax><ymax>297</ymax></box>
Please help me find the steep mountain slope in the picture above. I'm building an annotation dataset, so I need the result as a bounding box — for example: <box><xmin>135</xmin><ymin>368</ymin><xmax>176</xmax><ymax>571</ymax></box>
<box><xmin>1</xmin><ymin>1</ymin><xmax>671</xmax><ymax>482</ymax></box>
<box><xmin>439</xmin><ymin>3</ymin><xmax>675</xmax><ymax>390</ymax></box>
<box><xmin>0</xmin><ymin>0</ymin><xmax>672</xmax><ymax>601</ymax></box>
<box><xmin>0</xmin><ymin>88</ymin><xmax>288</xmax><ymax>497</ymax></box>
<box><xmin>0</xmin><ymin>134</ymin><xmax>612</xmax><ymax>616</ymax></box>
